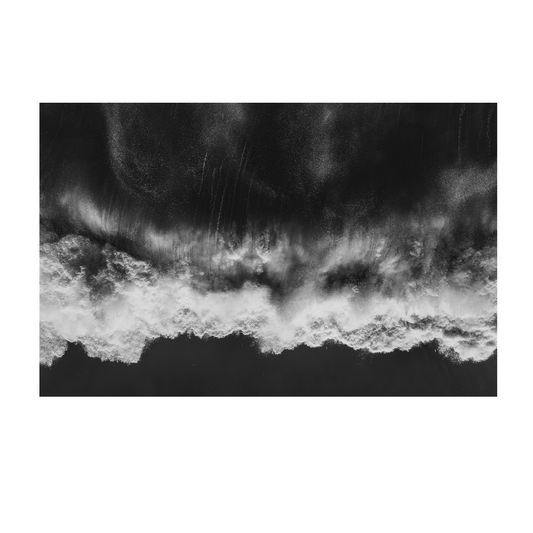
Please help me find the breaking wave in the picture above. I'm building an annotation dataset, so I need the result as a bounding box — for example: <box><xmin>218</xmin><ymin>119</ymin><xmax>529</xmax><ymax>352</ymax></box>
<box><xmin>40</xmin><ymin>218</ymin><xmax>496</xmax><ymax>365</ymax></box>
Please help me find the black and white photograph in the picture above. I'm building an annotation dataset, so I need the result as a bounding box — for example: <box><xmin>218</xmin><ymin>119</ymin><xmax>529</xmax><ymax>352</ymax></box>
<box><xmin>40</xmin><ymin>103</ymin><xmax>497</xmax><ymax>395</ymax></box>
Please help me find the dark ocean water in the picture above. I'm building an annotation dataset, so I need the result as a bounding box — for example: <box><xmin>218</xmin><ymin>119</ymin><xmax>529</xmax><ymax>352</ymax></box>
<box><xmin>40</xmin><ymin>336</ymin><xmax>496</xmax><ymax>396</ymax></box>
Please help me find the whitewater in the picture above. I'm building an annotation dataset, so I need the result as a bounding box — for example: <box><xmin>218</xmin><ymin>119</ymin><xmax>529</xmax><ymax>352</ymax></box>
<box><xmin>40</xmin><ymin>218</ymin><xmax>496</xmax><ymax>365</ymax></box>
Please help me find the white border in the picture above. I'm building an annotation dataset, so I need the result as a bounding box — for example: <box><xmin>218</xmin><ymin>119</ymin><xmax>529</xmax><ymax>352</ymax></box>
<box><xmin>17</xmin><ymin>84</ymin><xmax>516</xmax><ymax>416</ymax></box>
<box><xmin>17</xmin><ymin>86</ymin><xmax>19</xmax><ymax>415</ymax></box>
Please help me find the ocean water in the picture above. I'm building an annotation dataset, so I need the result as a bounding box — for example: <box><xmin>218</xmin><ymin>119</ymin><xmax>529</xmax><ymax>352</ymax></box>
<box><xmin>40</xmin><ymin>103</ymin><xmax>497</xmax><ymax>394</ymax></box>
<box><xmin>40</xmin><ymin>336</ymin><xmax>497</xmax><ymax>396</ymax></box>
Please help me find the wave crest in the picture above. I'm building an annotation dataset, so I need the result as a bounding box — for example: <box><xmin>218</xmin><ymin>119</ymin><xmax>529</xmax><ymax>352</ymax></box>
<box><xmin>40</xmin><ymin>231</ymin><xmax>496</xmax><ymax>365</ymax></box>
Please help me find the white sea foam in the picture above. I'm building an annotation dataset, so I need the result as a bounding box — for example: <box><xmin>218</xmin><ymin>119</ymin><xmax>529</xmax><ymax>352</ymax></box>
<box><xmin>40</xmin><ymin>229</ymin><xmax>496</xmax><ymax>365</ymax></box>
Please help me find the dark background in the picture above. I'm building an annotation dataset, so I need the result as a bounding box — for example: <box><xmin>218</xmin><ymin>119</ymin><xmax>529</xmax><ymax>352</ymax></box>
<box><xmin>40</xmin><ymin>337</ymin><xmax>496</xmax><ymax>396</ymax></box>
<box><xmin>40</xmin><ymin>103</ymin><xmax>497</xmax><ymax>241</ymax></box>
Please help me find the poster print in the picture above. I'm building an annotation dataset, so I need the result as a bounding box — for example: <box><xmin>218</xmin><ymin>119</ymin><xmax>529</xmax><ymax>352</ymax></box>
<box><xmin>40</xmin><ymin>104</ymin><xmax>496</xmax><ymax>396</ymax></box>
